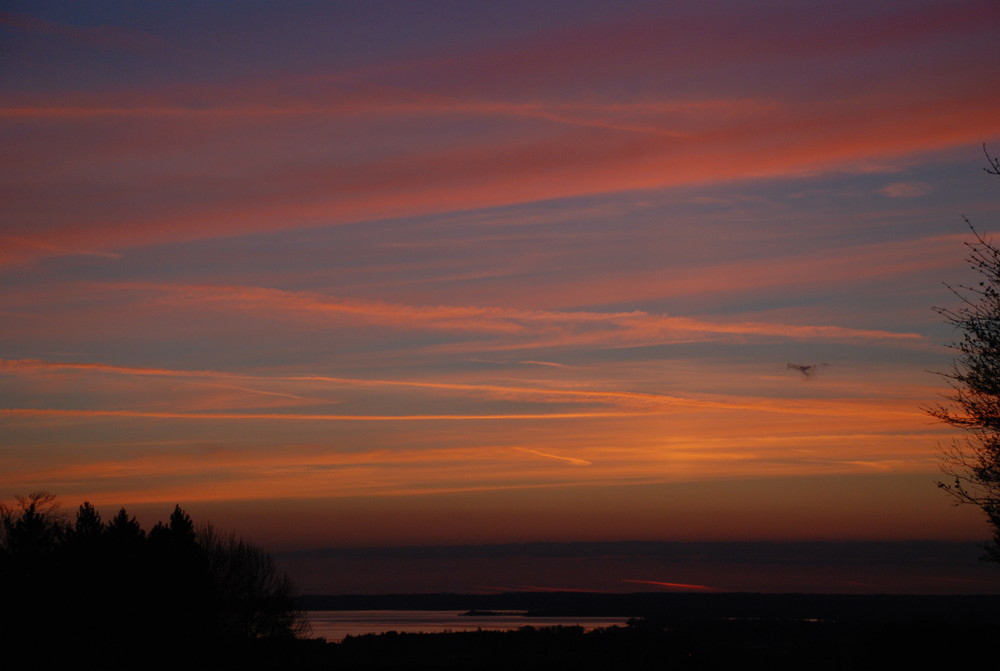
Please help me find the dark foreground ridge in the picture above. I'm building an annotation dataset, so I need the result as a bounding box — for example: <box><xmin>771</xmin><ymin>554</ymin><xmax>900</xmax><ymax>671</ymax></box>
<box><xmin>281</xmin><ymin>592</ymin><xmax>1000</xmax><ymax>670</ymax></box>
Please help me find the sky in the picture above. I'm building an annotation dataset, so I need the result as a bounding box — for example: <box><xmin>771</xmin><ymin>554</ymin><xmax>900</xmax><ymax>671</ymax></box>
<box><xmin>4</xmin><ymin>0</ymin><xmax>1000</xmax><ymax>593</ymax></box>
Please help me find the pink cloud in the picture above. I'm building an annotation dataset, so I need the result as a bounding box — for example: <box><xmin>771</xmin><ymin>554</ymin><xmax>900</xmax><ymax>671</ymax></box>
<box><xmin>3</xmin><ymin>59</ymin><xmax>998</xmax><ymax>267</ymax></box>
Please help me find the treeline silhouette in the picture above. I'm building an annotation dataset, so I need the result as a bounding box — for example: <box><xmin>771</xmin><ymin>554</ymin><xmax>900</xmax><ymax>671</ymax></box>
<box><xmin>0</xmin><ymin>492</ymin><xmax>306</xmax><ymax>668</ymax></box>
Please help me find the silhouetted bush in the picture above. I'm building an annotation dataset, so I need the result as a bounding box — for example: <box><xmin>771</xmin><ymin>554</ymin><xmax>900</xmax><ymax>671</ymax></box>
<box><xmin>0</xmin><ymin>492</ymin><xmax>307</xmax><ymax>667</ymax></box>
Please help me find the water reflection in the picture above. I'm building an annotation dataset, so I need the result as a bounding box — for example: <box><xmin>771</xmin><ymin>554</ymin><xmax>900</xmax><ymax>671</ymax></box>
<box><xmin>307</xmin><ymin>610</ymin><xmax>628</xmax><ymax>642</ymax></box>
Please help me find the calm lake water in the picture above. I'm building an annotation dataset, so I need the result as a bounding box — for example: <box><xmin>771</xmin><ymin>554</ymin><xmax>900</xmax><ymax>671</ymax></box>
<box><xmin>306</xmin><ymin>610</ymin><xmax>629</xmax><ymax>642</ymax></box>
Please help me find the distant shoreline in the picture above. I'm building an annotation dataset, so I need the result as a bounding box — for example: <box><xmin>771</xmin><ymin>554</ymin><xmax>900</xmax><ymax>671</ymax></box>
<box><xmin>285</xmin><ymin>593</ymin><xmax>1000</xmax><ymax>669</ymax></box>
<box><xmin>299</xmin><ymin>591</ymin><xmax>1000</xmax><ymax>624</ymax></box>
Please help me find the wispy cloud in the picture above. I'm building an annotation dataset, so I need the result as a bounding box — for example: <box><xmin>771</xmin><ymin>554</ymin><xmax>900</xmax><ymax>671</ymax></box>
<box><xmin>512</xmin><ymin>447</ymin><xmax>592</xmax><ymax>466</ymax></box>
<box><xmin>0</xmin><ymin>357</ymin><xmax>932</xmax><ymax>420</ymax></box>
<box><xmin>0</xmin><ymin>11</ymin><xmax>169</xmax><ymax>52</ymax></box>
<box><xmin>0</xmin><ymin>408</ymin><xmax>635</xmax><ymax>421</ymax></box>
<box><xmin>126</xmin><ymin>283</ymin><xmax>924</xmax><ymax>348</ymax></box>
<box><xmin>878</xmin><ymin>181</ymin><xmax>932</xmax><ymax>198</ymax></box>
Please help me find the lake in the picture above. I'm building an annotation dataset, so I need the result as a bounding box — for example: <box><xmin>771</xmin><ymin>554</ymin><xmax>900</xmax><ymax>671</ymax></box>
<box><xmin>305</xmin><ymin>610</ymin><xmax>630</xmax><ymax>642</ymax></box>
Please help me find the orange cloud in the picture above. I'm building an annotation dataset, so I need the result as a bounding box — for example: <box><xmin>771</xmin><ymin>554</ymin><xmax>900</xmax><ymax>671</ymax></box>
<box><xmin>0</xmin><ymin>425</ymin><xmax>939</xmax><ymax>506</ymax></box>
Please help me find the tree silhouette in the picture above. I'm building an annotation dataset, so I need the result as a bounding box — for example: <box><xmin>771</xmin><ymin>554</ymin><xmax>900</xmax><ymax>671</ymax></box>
<box><xmin>201</xmin><ymin>525</ymin><xmax>308</xmax><ymax>642</ymax></box>
<box><xmin>0</xmin><ymin>491</ymin><xmax>65</xmax><ymax>561</ymax></box>
<box><xmin>106</xmin><ymin>506</ymin><xmax>146</xmax><ymax>547</ymax></box>
<box><xmin>928</xmin><ymin>146</ymin><xmax>1000</xmax><ymax>562</ymax></box>
<box><xmin>72</xmin><ymin>501</ymin><xmax>103</xmax><ymax>539</ymax></box>
<box><xmin>0</xmin><ymin>495</ymin><xmax>308</xmax><ymax>665</ymax></box>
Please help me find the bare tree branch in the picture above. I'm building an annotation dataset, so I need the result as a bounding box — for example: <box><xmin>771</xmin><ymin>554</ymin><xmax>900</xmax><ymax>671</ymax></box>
<box><xmin>929</xmin><ymin>152</ymin><xmax>1000</xmax><ymax>561</ymax></box>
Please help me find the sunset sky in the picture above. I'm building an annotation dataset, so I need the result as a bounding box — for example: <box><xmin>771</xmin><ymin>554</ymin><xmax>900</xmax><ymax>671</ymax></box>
<box><xmin>4</xmin><ymin>1</ymin><xmax>1000</xmax><ymax>593</ymax></box>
